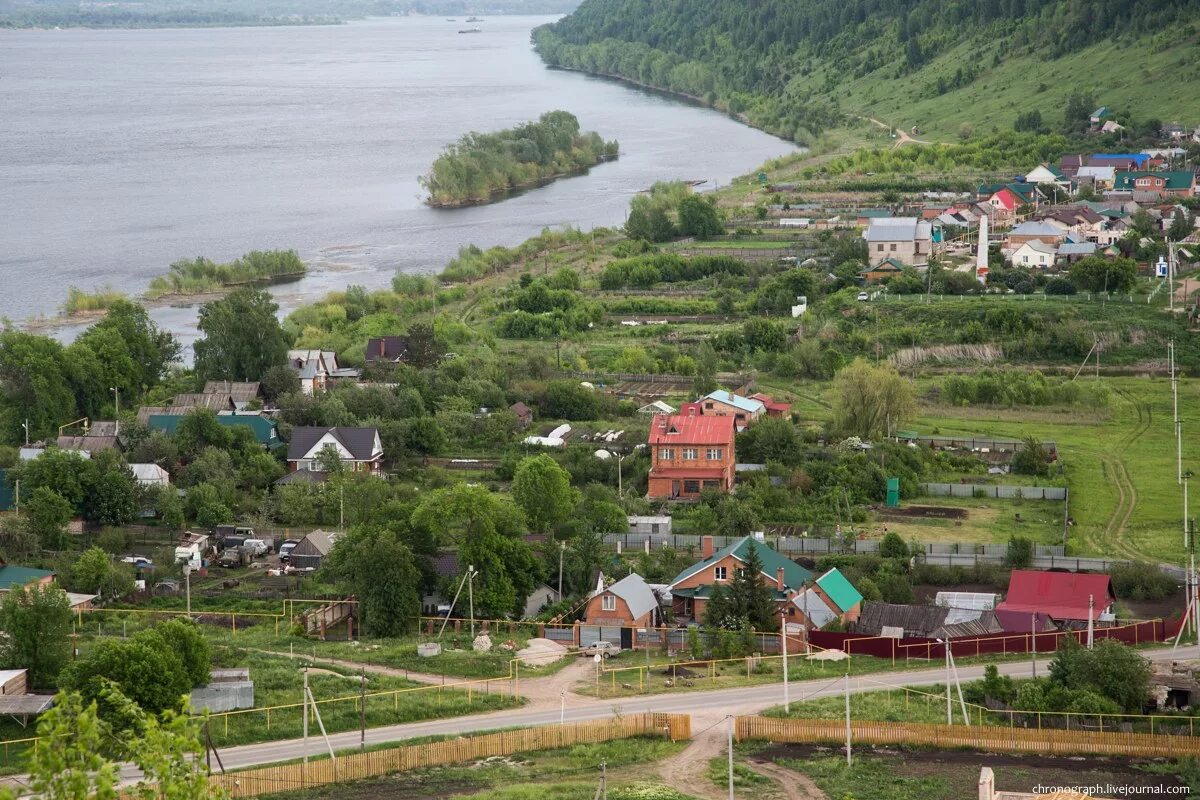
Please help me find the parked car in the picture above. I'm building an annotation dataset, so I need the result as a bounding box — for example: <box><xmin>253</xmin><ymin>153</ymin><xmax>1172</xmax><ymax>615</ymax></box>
<box><xmin>278</xmin><ymin>540</ymin><xmax>299</xmax><ymax>562</ymax></box>
<box><xmin>856</xmin><ymin>291</ymin><xmax>870</xmax><ymax>302</ymax></box>
<box><xmin>579</xmin><ymin>641</ymin><xmax>620</xmax><ymax>658</ymax></box>
<box><xmin>242</xmin><ymin>539</ymin><xmax>269</xmax><ymax>557</ymax></box>
<box><xmin>120</xmin><ymin>556</ymin><xmax>154</xmax><ymax>569</ymax></box>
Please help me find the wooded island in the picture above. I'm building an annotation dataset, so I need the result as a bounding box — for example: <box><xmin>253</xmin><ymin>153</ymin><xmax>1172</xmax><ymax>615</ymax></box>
<box><xmin>420</xmin><ymin>110</ymin><xmax>618</xmax><ymax>207</ymax></box>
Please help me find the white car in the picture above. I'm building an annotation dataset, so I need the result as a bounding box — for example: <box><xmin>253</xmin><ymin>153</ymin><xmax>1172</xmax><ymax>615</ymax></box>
<box><xmin>121</xmin><ymin>556</ymin><xmax>153</xmax><ymax>569</ymax></box>
<box><xmin>580</xmin><ymin>641</ymin><xmax>620</xmax><ymax>657</ymax></box>
<box><xmin>857</xmin><ymin>291</ymin><xmax>870</xmax><ymax>302</ymax></box>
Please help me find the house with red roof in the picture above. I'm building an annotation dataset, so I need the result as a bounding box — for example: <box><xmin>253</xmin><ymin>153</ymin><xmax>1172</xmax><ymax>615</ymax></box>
<box><xmin>646</xmin><ymin>412</ymin><xmax>735</xmax><ymax>500</ymax></box>
<box><xmin>995</xmin><ymin>569</ymin><xmax>1115</xmax><ymax>622</ymax></box>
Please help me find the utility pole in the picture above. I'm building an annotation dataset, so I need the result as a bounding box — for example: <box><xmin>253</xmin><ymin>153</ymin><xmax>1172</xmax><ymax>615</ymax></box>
<box><xmin>781</xmin><ymin>608</ymin><xmax>790</xmax><ymax>713</ymax></box>
<box><xmin>1173</xmin><ymin>340</ymin><xmax>1181</xmax><ymax>483</ymax></box>
<box><xmin>184</xmin><ymin>564</ymin><xmax>192</xmax><ymax>618</ymax></box>
<box><xmin>1030</xmin><ymin>613</ymin><xmax>1037</xmax><ymax>678</ymax></box>
<box><xmin>943</xmin><ymin>640</ymin><xmax>952</xmax><ymax>725</ymax></box>
<box><xmin>843</xmin><ymin>673</ymin><xmax>852</xmax><ymax>766</ymax></box>
<box><xmin>560</xmin><ymin>689</ymin><xmax>565</xmax><ymax>726</ymax></box>
<box><xmin>21</xmin><ymin>419</ymin><xmax>29</xmax><ymax>447</ymax></box>
<box><xmin>360</xmin><ymin>667</ymin><xmax>366</xmax><ymax>752</ymax></box>
<box><xmin>110</xmin><ymin>387</ymin><xmax>119</xmax><ymax>435</ymax></box>
<box><xmin>302</xmin><ymin>666</ymin><xmax>309</xmax><ymax>765</ymax></box>
<box><xmin>1186</xmin><ymin>472</ymin><xmax>1192</xmax><ymax>550</ymax></box>
<box><xmin>558</xmin><ymin>542</ymin><xmax>566</xmax><ymax>602</ymax></box>
<box><xmin>726</xmin><ymin>716</ymin><xmax>734</xmax><ymax>800</ymax></box>
<box><xmin>1086</xmin><ymin>594</ymin><xmax>1095</xmax><ymax>649</ymax></box>
<box><xmin>339</xmin><ymin>484</ymin><xmax>345</xmax><ymax>532</ymax></box>
<box><xmin>468</xmin><ymin>565</ymin><xmax>476</xmax><ymax>639</ymax></box>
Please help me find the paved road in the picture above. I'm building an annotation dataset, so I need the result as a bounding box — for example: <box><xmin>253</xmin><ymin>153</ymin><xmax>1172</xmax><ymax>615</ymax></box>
<box><xmin>7</xmin><ymin>643</ymin><xmax>1195</xmax><ymax>793</ymax></box>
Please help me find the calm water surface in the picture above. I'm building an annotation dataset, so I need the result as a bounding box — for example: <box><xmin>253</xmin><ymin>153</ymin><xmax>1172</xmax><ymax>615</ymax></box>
<box><xmin>0</xmin><ymin>16</ymin><xmax>795</xmax><ymax>345</ymax></box>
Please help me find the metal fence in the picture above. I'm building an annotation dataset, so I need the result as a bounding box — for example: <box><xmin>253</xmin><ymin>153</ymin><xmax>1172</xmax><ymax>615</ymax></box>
<box><xmin>920</xmin><ymin>483</ymin><xmax>1067</xmax><ymax>500</ymax></box>
<box><xmin>599</xmin><ymin>533</ymin><xmax>1063</xmax><ymax>559</ymax></box>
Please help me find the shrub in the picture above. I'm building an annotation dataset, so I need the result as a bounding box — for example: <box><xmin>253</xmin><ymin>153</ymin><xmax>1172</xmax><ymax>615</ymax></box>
<box><xmin>1109</xmin><ymin>561</ymin><xmax>1178</xmax><ymax>601</ymax></box>
<box><xmin>1044</xmin><ymin>277</ymin><xmax>1076</xmax><ymax>295</ymax></box>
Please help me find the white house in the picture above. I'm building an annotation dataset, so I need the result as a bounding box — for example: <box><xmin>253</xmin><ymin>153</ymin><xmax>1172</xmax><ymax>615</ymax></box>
<box><xmin>286</xmin><ymin>426</ymin><xmax>383</xmax><ymax>473</ymax></box>
<box><xmin>288</xmin><ymin>350</ymin><xmax>338</xmax><ymax>395</ymax></box>
<box><xmin>129</xmin><ymin>463</ymin><xmax>170</xmax><ymax>488</ymax></box>
<box><xmin>1010</xmin><ymin>240</ymin><xmax>1057</xmax><ymax>268</ymax></box>
<box><xmin>1024</xmin><ymin>164</ymin><xmax>1069</xmax><ymax>190</ymax></box>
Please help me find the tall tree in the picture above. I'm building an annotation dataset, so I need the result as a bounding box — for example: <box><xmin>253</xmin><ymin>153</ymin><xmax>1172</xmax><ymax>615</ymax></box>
<box><xmin>193</xmin><ymin>288</ymin><xmax>290</xmax><ymax>382</ymax></box>
<box><xmin>0</xmin><ymin>331</ymin><xmax>78</xmax><ymax>443</ymax></box>
<box><xmin>24</xmin><ymin>486</ymin><xmax>73</xmax><ymax>550</ymax></box>
<box><xmin>0</xmin><ymin>583</ymin><xmax>71</xmax><ymax>690</ymax></box>
<box><xmin>677</xmin><ymin>195</ymin><xmax>724</xmax><ymax>238</ymax></box>
<box><xmin>512</xmin><ymin>454</ymin><xmax>578</xmax><ymax>533</ymax></box>
<box><xmin>320</xmin><ymin>526</ymin><xmax>421</xmax><ymax>636</ymax></box>
<box><xmin>832</xmin><ymin>359</ymin><xmax>915</xmax><ymax>439</ymax></box>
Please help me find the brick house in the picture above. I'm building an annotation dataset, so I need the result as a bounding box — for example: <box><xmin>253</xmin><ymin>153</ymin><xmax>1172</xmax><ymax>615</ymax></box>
<box><xmin>699</xmin><ymin>390</ymin><xmax>765</xmax><ymax>430</ymax></box>
<box><xmin>646</xmin><ymin>413</ymin><xmax>735</xmax><ymax>500</ymax></box>
<box><xmin>583</xmin><ymin>572</ymin><xmax>660</xmax><ymax>628</ymax></box>
<box><xmin>667</xmin><ymin>536</ymin><xmax>812</xmax><ymax>622</ymax></box>
<box><xmin>1112</xmin><ymin>170</ymin><xmax>1197</xmax><ymax>199</ymax></box>
<box><xmin>790</xmin><ymin>568</ymin><xmax>864</xmax><ymax>630</ymax></box>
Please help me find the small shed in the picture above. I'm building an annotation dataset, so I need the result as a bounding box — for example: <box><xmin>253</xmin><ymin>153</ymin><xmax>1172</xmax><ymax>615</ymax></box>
<box><xmin>509</xmin><ymin>402</ymin><xmax>534</xmax><ymax>429</ymax></box>
<box><xmin>627</xmin><ymin>515</ymin><xmax>672</xmax><ymax>536</ymax></box>
<box><xmin>290</xmin><ymin>530</ymin><xmax>337</xmax><ymax>570</ymax></box>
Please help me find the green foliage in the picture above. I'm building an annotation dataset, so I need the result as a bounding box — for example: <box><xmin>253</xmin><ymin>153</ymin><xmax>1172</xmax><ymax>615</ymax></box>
<box><xmin>703</xmin><ymin>542</ymin><xmax>775</xmax><ymax>631</ymax></box>
<box><xmin>68</xmin><ymin>546</ymin><xmax>136</xmax><ymax>599</ymax></box>
<box><xmin>878</xmin><ymin>531</ymin><xmax>908</xmax><ymax>559</ymax></box>
<box><xmin>512</xmin><ymin>454</ymin><xmax>579</xmax><ymax>534</ymax></box>
<box><xmin>677</xmin><ymin>194</ymin><xmax>724</xmax><ymax>238</ymax></box>
<box><xmin>943</xmin><ymin>369</ymin><xmax>1109</xmax><ymax>408</ymax></box>
<box><xmin>599</xmin><ymin>253</ymin><xmax>746</xmax><ymax>290</ymax></box>
<box><xmin>61</xmin><ymin>286</ymin><xmax>128</xmax><ymax>315</ymax></box>
<box><xmin>1004</xmin><ymin>536</ymin><xmax>1034</xmax><ymax>569</ymax></box>
<box><xmin>440</xmin><ymin>228</ymin><xmax>591</xmax><ymax>283</ymax></box>
<box><xmin>1109</xmin><ymin>561</ymin><xmax>1178</xmax><ymax>602</ymax></box>
<box><xmin>148</xmin><ymin>619</ymin><xmax>213</xmax><ymax>689</ymax></box>
<box><xmin>0</xmin><ymin>583</ymin><xmax>71</xmax><ymax>691</ymax></box>
<box><xmin>194</xmin><ymin>288</ymin><xmax>291</xmax><ymax>382</ymax></box>
<box><xmin>24</xmin><ymin>486</ymin><xmax>74</xmax><ymax>549</ymax></box>
<box><xmin>146</xmin><ymin>249</ymin><xmax>305</xmax><ymax>298</ymax></box>
<box><xmin>60</xmin><ymin>633</ymin><xmax>191</xmax><ymax>715</ymax></box>
<box><xmin>832</xmin><ymin>359</ymin><xmax>915</xmax><ymax>439</ymax></box>
<box><xmin>1069</xmin><ymin>255</ymin><xmax>1138</xmax><ymax>293</ymax></box>
<box><xmin>1012</xmin><ymin>436</ymin><xmax>1052</xmax><ymax>477</ymax></box>
<box><xmin>1046</xmin><ymin>638</ymin><xmax>1151</xmax><ymax>713</ymax></box>
<box><xmin>420</xmin><ymin>111</ymin><xmax>617</xmax><ymax>206</ymax></box>
<box><xmin>321</xmin><ymin>525</ymin><xmax>422</xmax><ymax>636</ymax></box>
<box><xmin>825</xmin><ymin>132</ymin><xmax>1070</xmax><ymax>176</ymax></box>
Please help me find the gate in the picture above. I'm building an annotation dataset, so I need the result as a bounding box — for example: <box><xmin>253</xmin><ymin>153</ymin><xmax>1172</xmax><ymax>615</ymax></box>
<box><xmin>580</xmin><ymin>625</ymin><xmax>624</xmax><ymax>648</ymax></box>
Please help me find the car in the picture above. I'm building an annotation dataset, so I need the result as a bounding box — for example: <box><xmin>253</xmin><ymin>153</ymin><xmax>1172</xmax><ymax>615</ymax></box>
<box><xmin>857</xmin><ymin>291</ymin><xmax>870</xmax><ymax>302</ymax></box>
<box><xmin>277</xmin><ymin>540</ymin><xmax>299</xmax><ymax>562</ymax></box>
<box><xmin>120</xmin><ymin>556</ymin><xmax>154</xmax><ymax>569</ymax></box>
<box><xmin>242</xmin><ymin>539</ymin><xmax>269</xmax><ymax>557</ymax></box>
<box><xmin>579</xmin><ymin>641</ymin><xmax>620</xmax><ymax>657</ymax></box>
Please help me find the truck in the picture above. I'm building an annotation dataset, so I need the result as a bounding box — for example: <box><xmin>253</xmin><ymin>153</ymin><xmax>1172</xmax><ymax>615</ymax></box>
<box><xmin>217</xmin><ymin>547</ymin><xmax>249</xmax><ymax>568</ymax></box>
<box><xmin>213</xmin><ymin>525</ymin><xmax>256</xmax><ymax>551</ymax></box>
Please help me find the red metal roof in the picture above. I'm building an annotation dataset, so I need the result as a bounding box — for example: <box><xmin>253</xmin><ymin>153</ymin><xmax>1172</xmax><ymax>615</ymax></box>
<box><xmin>995</xmin><ymin>570</ymin><xmax>1115</xmax><ymax>621</ymax></box>
<box><xmin>750</xmin><ymin>393</ymin><xmax>792</xmax><ymax>414</ymax></box>
<box><xmin>647</xmin><ymin>414</ymin><xmax>735</xmax><ymax>446</ymax></box>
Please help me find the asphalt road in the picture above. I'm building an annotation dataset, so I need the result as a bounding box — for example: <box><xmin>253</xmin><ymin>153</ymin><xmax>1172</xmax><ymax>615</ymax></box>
<box><xmin>6</xmin><ymin>642</ymin><xmax>1195</xmax><ymax>793</ymax></box>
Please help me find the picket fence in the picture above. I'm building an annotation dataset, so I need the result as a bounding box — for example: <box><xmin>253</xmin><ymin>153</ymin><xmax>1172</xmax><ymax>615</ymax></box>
<box><xmin>735</xmin><ymin>716</ymin><xmax>1200</xmax><ymax>759</ymax></box>
<box><xmin>121</xmin><ymin>714</ymin><xmax>689</xmax><ymax>800</ymax></box>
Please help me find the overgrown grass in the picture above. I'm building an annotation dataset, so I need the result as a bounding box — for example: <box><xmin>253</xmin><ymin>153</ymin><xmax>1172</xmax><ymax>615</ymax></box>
<box><xmin>145</xmin><ymin>250</ymin><xmax>305</xmax><ymax>298</ymax></box>
<box><xmin>61</xmin><ymin>286</ymin><xmax>128</xmax><ymax>314</ymax></box>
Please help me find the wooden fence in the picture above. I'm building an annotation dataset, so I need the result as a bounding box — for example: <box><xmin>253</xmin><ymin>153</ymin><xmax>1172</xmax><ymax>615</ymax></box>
<box><xmin>141</xmin><ymin>714</ymin><xmax>689</xmax><ymax>799</ymax></box>
<box><xmin>735</xmin><ymin>716</ymin><xmax>1200</xmax><ymax>759</ymax></box>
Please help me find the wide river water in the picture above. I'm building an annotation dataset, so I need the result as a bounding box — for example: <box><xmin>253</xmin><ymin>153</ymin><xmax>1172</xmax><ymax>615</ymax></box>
<box><xmin>0</xmin><ymin>15</ymin><xmax>795</xmax><ymax>348</ymax></box>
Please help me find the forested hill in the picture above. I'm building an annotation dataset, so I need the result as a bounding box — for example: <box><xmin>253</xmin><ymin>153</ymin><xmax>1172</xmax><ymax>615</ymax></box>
<box><xmin>533</xmin><ymin>0</ymin><xmax>1200</xmax><ymax>141</ymax></box>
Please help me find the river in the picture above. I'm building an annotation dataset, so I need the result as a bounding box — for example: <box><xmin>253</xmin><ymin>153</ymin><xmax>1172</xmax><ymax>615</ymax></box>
<box><xmin>0</xmin><ymin>16</ymin><xmax>795</xmax><ymax>348</ymax></box>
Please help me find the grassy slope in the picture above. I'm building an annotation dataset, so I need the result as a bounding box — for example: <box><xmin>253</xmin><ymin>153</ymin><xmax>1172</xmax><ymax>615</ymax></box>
<box><xmin>823</xmin><ymin>35</ymin><xmax>1200</xmax><ymax>140</ymax></box>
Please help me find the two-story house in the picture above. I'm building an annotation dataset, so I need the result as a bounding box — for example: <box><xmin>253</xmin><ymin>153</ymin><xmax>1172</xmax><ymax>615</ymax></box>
<box><xmin>790</xmin><ymin>567</ymin><xmax>865</xmax><ymax>630</ymax></box>
<box><xmin>667</xmin><ymin>536</ymin><xmax>812</xmax><ymax>622</ymax></box>
<box><xmin>862</xmin><ymin>217</ymin><xmax>933</xmax><ymax>267</ymax></box>
<box><xmin>583</xmin><ymin>572</ymin><xmax>660</xmax><ymax>630</ymax></box>
<box><xmin>1112</xmin><ymin>171</ymin><xmax>1197</xmax><ymax>199</ymax></box>
<box><xmin>646</xmin><ymin>413</ymin><xmax>735</xmax><ymax>500</ymax></box>
<box><xmin>699</xmin><ymin>390</ymin><xmax>765</xmax><ymax>430</ymax></box>
<box><xmin>287</xmin><ymin>426</ymin><xmax>383</xmax><ymax>474</ymax></box>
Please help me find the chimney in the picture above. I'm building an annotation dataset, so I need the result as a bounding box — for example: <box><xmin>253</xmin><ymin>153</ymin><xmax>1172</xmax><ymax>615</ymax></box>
<box><xmin>701</xmin><ymin>536</ymin><xmax>714</xmax><ymax>559</ymax></box>
<box><xmin>776</xmin><ymin>567</ymin><xmax>786</xmax><ymax>591</ymax></box>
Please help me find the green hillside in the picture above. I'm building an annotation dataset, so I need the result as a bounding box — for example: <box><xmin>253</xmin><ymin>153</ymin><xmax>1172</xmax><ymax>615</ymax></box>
<box><xmin>533</xmin><ymin>0</ymin><xmax>1200</xmax><ymax>141</ymax></box>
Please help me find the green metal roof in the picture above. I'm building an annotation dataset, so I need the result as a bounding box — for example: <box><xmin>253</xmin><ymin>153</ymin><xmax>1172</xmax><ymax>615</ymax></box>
<box><xmin>816</xmin><ymin>568</ymin><xmax>863</xmax><ymax>613</ymax></box>
<box><xmin>668</xmin><ymin>537</ymin><xmax>812</xmax><ymax>591</ymax></box>
<box><xmin>1113</xmin><ymin>171</ymin><xmax>1195</xmax><ymax>191</ymax></box>
<box><xmin>672</xmin><ymin>585</ymin><xmax>790</xmax><ymax>601</ymax></box>
<box><xmin>147</xmin><ymin>413</ymin><xmax>283</xmax><ymax>449</ymax></box>
<box><xmin>0</xmin><ymin>565</ymin><xmax>54</xmax><ymax>591</ymax></box>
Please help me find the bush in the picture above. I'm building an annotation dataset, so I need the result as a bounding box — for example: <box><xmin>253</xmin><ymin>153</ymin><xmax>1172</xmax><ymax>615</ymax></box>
<box><xmin>878</xmin><ymin>532</ymin><xmax>908</xmax><ymax>559</ymax></box>
<box><xmin>1044</xmin><ymin>277</ymin><xmax>1076</xmax><ymax>295</ymax></box>
<box><xmin>1004</xmin><ymin>536</ymin><xmax>1034</xmax><ymax>569</ymax></box>
<box><xmin>1109</xmin><ymin>561</ymin><xmax>1178</xmax><ymax>601</ymax></box>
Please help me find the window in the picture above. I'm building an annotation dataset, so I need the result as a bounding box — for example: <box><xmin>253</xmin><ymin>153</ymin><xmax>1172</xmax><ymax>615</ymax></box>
<box><xmin>714</xmin><ymin>566</ymin><xmax>728</xmax><ymax>581</ymax></box>
<box><xmin>602</xmin><ymin>595</ymin><xmax>616</xmax><ymax>611</ymax></box>
<box><xmin>683</xmin><ymin>480</ymin><xmax>701</xmax><ymax>493</ymax></box>
<box><xmin>706</xmin><ymin>448</ymin><xmax>722</xmax><ymax>460</ymax></box>
<box><xmin>889</xmin><ymin>243</ymin><xmax>897</xmax><ymax>252</ymax></box>
<box><xmin>702</xmin><ymin>480</ymin><xmax>720</xmax><ymax>489</ymax></box>
<box><xmin>651</xmin><ymin>523</ymin><xmax>660</xmax><ymax>534</ymax></box>
<box><xmin>659</xmin><ymin>447</ymin><xmax>674</xmax><ymax>460</ymax></box>
<box><xmin>683</xmin><ymin>448</ymin><xmax>698</xmax><ymax>460</ymax></box>
<box><xmin>877</xmin><ymin>244</ymin><xmax>884</xmax><ymax>252</ymax></box>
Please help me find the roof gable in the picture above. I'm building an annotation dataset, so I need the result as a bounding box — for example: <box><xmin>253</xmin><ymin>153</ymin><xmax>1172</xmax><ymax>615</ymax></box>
<box><xmin>816</xmin><ymin>568</ymin><xmax>863</xmax><ymax>612</ymax></box>
<box><xmin>647</xmin><ymin>414</ymin><xmax>735</xmax><ymax>446</ymax></box>
<box><xmin>997</xmin><ymin>569</ymin><xmax>1115</xmax><ymax>619</ymax></box>
<box><xmin>287</xmin><ymin>426</ymin><xmax>381</xmax><ymax>461</ymax></box>
<box><xmin>597</xmin><ymin>573</ymin><xmax>658</xmax><ymax>620</ymax></box>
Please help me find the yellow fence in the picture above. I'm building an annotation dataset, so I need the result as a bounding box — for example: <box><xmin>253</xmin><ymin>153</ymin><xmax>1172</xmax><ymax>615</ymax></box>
<box><xmin>735</xmin><ymin>715</ymin><xmax>1200</xmax><ymax>759</ymax></box>
<box><xmin>125</xmin><ymin>713</ymin><xmax>689</xmax><ymax>799</ymax></box>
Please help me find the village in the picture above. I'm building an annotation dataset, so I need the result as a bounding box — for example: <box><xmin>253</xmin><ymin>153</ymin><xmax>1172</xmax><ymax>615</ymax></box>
<box><xmin>0</xmin><ymin>109</ymin><xmax>1199</xmax><ymax>799</ymax></box>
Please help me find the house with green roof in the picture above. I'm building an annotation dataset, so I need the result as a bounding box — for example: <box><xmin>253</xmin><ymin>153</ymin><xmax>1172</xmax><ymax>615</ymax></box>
<box><xmin>1112</xmin><ymin>170</ymin><xmax>1197</xmax><ymax>198</ymax></box>
<box><xmin>667</xmin><ymin>535</ymin><xmax>813</xmax><ymax>621</ymax></box>
<box><xmin>0</xmin><ymin>564</ymin><xmax>54</xmax><ymax>592</ymax></box>
<box><xmin>147</xmin><ymin>413</ymin><xmax>283</xmax><ymax>450</ymax></box>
